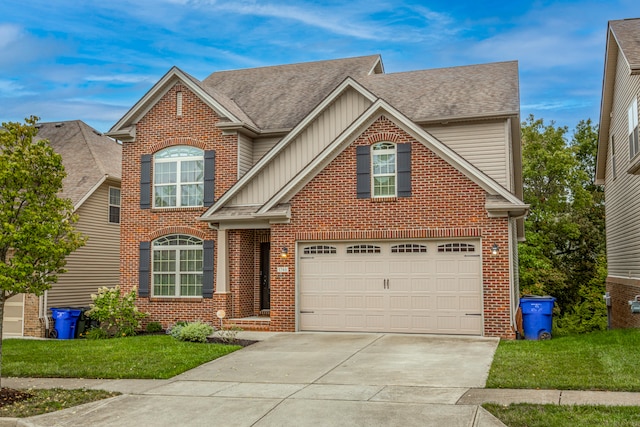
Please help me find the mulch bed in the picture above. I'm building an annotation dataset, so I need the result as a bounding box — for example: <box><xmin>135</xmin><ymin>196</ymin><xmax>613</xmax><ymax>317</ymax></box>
<box><xmin>206</xmin><ymin>337</ymin><xmax>257</xmax><ymax>347</ymax></box>
<box><xmin>0</xmin><ymin>388</ymin><xmax>32</xmax><ymax>408</ymax></box>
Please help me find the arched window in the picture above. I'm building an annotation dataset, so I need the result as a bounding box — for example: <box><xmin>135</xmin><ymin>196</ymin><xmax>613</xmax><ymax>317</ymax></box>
<box><xmin>372</xmin><ymin>142</ymin><xmax>396</xmax><ymax>197</ymax></box>
<box><xmin>152</xmin><ymin>235</ymin><xmax>203</xmax><ymax>297</ymax></box>
<box><xmin>154</xmin><ymin>146</ymin><xmax>204</xmax><ymax>207</ymax></box>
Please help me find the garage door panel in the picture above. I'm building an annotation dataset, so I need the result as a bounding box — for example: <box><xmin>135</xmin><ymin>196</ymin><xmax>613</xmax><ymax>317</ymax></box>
<box><xmin>459</xmin><ymin>296</ymin><xmax>481</xmax><ymax>311</ymax></box>
<box><xmin>389</xmin><ymin>295</ymin><xmax>410</xmax><ymax>309</ymax></box>
<box><xmin>299</xmin><ymin>240</ymin><xmax>482</xmax><ymax>335</ymax></box>
<box><xmin>344</xmin><ymin>278</ymin><xmax>367</xmax><ymax>291</ymax></box>
<box><xmin>436</xmin><ymin>260</ymin><xmax>459</xmax><ymax>274</ymax></box>
<box><xmin>410</xmin><ymin>278</ymin><xmax>432</xmax><ymax>292</ymax></box>
<box><xmin>411</xmin><ymin>296</ymin><xmax>434</xmax><ymax>310</ymax></box>
<box><xmin>436</xmin><ymin>278</ymin><xmax>456</xmax><ymax>291</ymax></box>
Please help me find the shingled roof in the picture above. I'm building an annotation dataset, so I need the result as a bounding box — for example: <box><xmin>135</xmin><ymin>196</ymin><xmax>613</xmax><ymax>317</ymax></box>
<box><xmin>34</xmin><ymin>120</ymin><xmax>121</xmax><ymax>208</ymax></box>
<box><xmin>202</xmin><ymin>55</ymin><xmax>383</xmax><ymax>130</ymax></box>
<box><xmin>357</xmin><ymin>61</ymin><xmax>520</xmax><ymax>123</ymax></box>
<box><xmin>109</xmin><ymin>54</ymin><xmax>520</xmax><ymax>138</ymax></box>
<box><xmin>610</xmin><ymin>18</ymin><xmax>640</xmax><ymax>71</ymax></box>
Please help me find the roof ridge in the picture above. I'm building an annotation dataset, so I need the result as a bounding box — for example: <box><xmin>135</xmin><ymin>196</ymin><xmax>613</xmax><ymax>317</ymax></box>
<box><xmin>204</xmin><ymin>54</ymin><xmax>381</xmax><ymax>78</ymax></box>
<box><xmin>76</xmin><ymin>121</ymin><xmax>108</xmax><ymax>176</ymax></box>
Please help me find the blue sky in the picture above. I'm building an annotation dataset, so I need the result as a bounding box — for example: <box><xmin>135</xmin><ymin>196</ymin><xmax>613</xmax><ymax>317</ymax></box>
<box><xmin>1</xmin><ymin>0</ymin><xmax>638</xmax><ymax>133</ymax></box>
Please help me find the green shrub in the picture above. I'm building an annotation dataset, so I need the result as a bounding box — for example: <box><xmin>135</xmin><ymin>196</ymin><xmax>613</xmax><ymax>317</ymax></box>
<box><xmin>216</xmin><ymin>325</ymin><xmax>243</xmax><ymax>344</ymax></box>
<box><xmin>85</xmin><ymin>286</ymin><xmax>148</xmax><ymax>338</ymax></box>
<box><xmin>146</xmin><ymin>321</ymin><xmax>163</xmax><ymax>333</ymax></box>
<box><xmin>84</xmin><ymin>327</ymin><xmax>109</xmax><ymax>340</ymax></box>
<box><xmin>170</xmin><ymin>321</ymin><xmax>213</xmax><ymax>343</ymax></box>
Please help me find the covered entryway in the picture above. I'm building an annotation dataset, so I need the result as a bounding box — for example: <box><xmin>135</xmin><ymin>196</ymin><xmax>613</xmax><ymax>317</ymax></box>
<box><xmin>298</xmin><ymin>240</ymin><xmax>483</xmax><ymax>335</ymax></box>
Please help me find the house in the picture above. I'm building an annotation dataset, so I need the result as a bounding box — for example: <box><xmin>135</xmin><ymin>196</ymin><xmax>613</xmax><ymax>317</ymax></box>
<box><xmin>3</xmin><ymin>120</ymin><xmax>122</xmax><ymax>337</ymax></box>
<box><xmin>596</xmin><ymin>18</ymin><xmax>640</xmax><ymax>328</ymax></box>
<box><xmin>107</xmin><ymin>55</ymin><xmax>527</xmax><ymax>338</ymax></box>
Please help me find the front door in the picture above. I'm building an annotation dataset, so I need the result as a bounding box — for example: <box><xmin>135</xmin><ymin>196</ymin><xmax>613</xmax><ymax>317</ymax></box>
<box><xmin>260</xmin><ymin>242</ymin><xmax>271</xmax><ymax>310</ymax></box>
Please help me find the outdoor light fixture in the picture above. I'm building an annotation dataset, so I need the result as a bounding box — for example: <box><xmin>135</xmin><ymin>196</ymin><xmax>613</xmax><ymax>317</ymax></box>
<box><xmin>281</xmin><ymin>247</ymin><xmax>288</xmax><ymax>258</ymax></box>
<box><xmin>491</xmin><ymin>244</ymin><xmax>499</xmax><ymax>255</ymax></box>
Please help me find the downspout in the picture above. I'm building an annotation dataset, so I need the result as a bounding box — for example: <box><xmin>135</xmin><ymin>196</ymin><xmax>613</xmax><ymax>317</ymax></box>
<box><xmin>38</xmin><ymin>290</ymin><xmax>50</xmax><ymax>337</ymax></box>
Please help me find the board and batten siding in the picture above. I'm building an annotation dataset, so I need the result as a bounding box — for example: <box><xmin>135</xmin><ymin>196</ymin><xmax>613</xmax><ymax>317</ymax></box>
<box><xmin>425</xmin><ymin>120</ymin><xmax>510</xmax><ymax>190</ymax></box>
<box><xmin>230</xmin><ymin>88</ymin><xmax>372</xmax><ymax>206</ymax></box>
<box><xmin>604</xmin><ymin>53</ymin><xmax>640</xmax><ymax>278</ymax></box>
<box><xmin>237</xmin><ymin>133</ymin><xmax>253</xmax><ymax>179</ymax></box>
<box><xmin>47</xmin><ymin>181</ymin><xmax>121</xmax><ymax>309</ymax></box>
<box><xmin>253</xmin><ymin>137</ymin><xmax>281</xmax><ymax>165</ymax></box>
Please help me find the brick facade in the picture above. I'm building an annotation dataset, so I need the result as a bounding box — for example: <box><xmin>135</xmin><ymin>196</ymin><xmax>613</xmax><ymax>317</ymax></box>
<box><xmin>269</xmin><ymin>116</ymin><xmax>513</xmax><ymax>338</ymax></box>
<box><xmin>606</xmin><ymin>278</ymin><xmax>640</xmax><ymax>328</ymax></box>
<box><xmin>119</xmin><ymin>84</ymin><xmax>236</xmax><ymax>328</ymax></box>
<box><xmin>120</xmin><ymin>86</ymin><xmax>515</xmax><ymax>338</ymax></box>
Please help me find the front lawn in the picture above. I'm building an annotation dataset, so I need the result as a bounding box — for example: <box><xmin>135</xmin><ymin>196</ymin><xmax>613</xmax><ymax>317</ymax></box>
<box><xmin>483</xmin><ymin>403</ymin><xmax>640</xmax><ymax>427</ymax></box>
<box><xmin>2</xmin><ymin>335</ymin><xmax>241</xmax><ymax>379</ymax></box>
<box><xmin>487</xmin><ymin>328</ymin><xmax>640</xmax><ymax>391</ymax></box>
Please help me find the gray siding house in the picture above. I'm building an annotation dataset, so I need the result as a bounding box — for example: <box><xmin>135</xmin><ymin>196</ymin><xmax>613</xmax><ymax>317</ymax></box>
<box><xmin>596</xmin><ymin>18</ymin><xmax>640</xmax><ymax>328</ymax></box>
<box><xmin>3</xmin><ymin>120</ymin><xmax>122</xmax><ymax>337</ymax></box>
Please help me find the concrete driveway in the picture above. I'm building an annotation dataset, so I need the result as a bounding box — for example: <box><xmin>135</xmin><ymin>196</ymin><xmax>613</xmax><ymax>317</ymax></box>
<box><xmin>18</xmin><ymin>333</ymin><xmax>505</xmax><ymax>427</ymax></box>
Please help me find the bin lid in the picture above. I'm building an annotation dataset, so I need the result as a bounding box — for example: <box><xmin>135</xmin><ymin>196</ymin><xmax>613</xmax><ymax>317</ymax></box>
<box><xmin>520</xmin><ymin>295</ymin><xmax>556</xmax><ymax>301</ymax></box>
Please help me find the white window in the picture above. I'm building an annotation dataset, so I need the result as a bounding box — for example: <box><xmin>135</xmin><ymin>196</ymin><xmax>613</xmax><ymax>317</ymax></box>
<box><xmin>372</xmin><ymin>142</ymin><xmax>396</xmax><ymax>197</ymax></box>
<box><xmin>629</xmin><ymin>98</ymin><xmax>639</xmax><ymax>158</ymax></box>
<box><xmin>108</xmin><ymin>187</ymin><xmax>121</xmax><ymax>224</ymax></box>
<box><xmin>153</xmin><ymin>146</ymin><xmax>204</xmax><ymax>208</ymax></box>
<box><xmin>438</xmin><ymin>243</ymin><xmax>475</xmax><ymax>253</ymax></box>
<box><xmin>152</xmin><ymin>235</ymin><xmax>203</xmax><ymax>297</ymax></box>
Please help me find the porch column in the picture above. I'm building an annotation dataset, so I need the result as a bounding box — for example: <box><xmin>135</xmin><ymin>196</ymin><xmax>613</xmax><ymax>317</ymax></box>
<box><xmin>215</xmin><ymin>229</ymin><xmax>229</xmax><ymax>293</ymax></box>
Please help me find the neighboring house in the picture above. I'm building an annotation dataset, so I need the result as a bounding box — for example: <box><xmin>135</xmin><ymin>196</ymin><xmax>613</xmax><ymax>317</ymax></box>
<box><xmin>3</xmin><ymin>120</ymin><xmax>122</xmax><ymax>337</ymax></box>
<box><xmin>107</xmin><ymin>55</ymin><xmax>527</xmax><ymax>338</ymax></box>
<box><xmin>596</xmin><ymin>18</ymin><xmax>640</xmax><ymax>329</ymax></box>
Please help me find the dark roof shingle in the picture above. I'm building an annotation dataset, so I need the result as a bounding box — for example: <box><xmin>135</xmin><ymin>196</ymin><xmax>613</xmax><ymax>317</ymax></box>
<box><xmin>34</xmin><ymin>120</ymin><xmax>122</xmax><ymax>206</ymax></box>
<box><xmin>610</xmin><ymin>18</ymin><xmax>640</xmax><ymax>71</ymax></box>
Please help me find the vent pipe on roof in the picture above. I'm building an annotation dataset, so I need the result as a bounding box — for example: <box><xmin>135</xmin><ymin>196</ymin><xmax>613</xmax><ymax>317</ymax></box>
<box><xmin>55</xmin><ymin>123</ymin><xmax>64</xmax><ymax>127</ymax></box>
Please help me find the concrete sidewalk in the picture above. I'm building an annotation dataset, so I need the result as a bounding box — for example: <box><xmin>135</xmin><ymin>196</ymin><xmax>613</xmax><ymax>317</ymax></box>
<box><xmin>1</xmin><ymin>332</ymin><xmax>638</xmax><ymax>426</ymax></box>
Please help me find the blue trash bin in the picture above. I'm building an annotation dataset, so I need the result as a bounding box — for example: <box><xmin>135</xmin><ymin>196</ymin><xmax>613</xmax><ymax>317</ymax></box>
<box><xmin>520</xmin><ymin>296</ymin><xmax>556</xmax><ymax>340</ymax></box>
<box><xmin>51</xmin><ymin>308</ymin><xmax>82</xmax><ymax>339</ymax></box>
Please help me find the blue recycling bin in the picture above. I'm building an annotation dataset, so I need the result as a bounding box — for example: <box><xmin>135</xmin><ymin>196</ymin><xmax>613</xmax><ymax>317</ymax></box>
<box><xmin>51</xmin><ymin>308</ymin><xmax>82</xmax><ymax>339</ymax></box>
<box><xmin>520</xmin><ymin>296</ymin><xmax>556</xmax><ymax>340</ymax></box>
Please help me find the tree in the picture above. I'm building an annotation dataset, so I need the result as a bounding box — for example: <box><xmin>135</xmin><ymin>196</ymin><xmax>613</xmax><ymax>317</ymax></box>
<box><xmin>518</xmin><ymin>115</ymin><xmax>606</xmax><ymax>334</ymax></box>
<box><xmin>0</xmin><ymin>117</ymin><xmax>85</xmax><ymax>386</ymax></box>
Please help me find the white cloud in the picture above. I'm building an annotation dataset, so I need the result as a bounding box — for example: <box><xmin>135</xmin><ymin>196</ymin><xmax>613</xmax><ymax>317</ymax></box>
<box><xmin>85</xmin><ymin>74</ymin><xmax>154</xmax><ymax>84</ymax></box>
<box><xmin>0</xmin><ymin>24</ymin><xmax>22</xmax><ymax>50</ymax></box>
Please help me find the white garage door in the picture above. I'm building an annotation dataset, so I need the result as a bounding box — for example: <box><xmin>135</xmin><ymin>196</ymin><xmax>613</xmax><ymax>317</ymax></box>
<box><xmin>298</xmin><ymin>241</ymin><xmax>483</xmax><ymax>335</ymax></box>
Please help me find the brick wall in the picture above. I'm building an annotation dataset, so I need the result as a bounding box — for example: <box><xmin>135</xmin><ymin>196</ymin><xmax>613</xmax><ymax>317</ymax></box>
<box><xmin>269</xmin><ymin>116</ymin><xmax>513</xmax><ymax>338</ymax></box>
<box><xmin>229</xmin><ymin>229</ymin><xmax>256</xmax><ymax>318</ymax></box>
<box><xmin>606</xmin><ymin>278</ymin><xmax>640</xmax><ymax>328</ymax></box>
<box><xmin>119</xmin><ymin>83</ymin><xmax>236</xmax><ymax>329</ymax></box>
<box><xmin>23</xmin><ymin>294</ymin><xmax>44</xmax><ymax>337</ymax></box>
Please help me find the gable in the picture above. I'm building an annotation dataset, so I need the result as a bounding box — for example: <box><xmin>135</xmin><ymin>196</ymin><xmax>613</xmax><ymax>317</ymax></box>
<box><xmin>425</xmin><ymin>120</ymin><xmax>511</xmax><ymax>190</ymax></box>
<box><xmin>224</xmin><ymin>87</ymin><xmax>373</xmax><ymax>207</ymax></box>
<box><xmin>107</xmin><ymin>67</ymin><xmax>248</xmax><ymax>142</ymax></box>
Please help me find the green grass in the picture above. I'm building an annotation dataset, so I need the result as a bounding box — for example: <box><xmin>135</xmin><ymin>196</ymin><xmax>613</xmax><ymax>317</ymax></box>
<box><xmin>487</xmin><ymin>329</ymin><xmax>640</xmax><ymax>391</ymax></box>
<box><xmin>483</xmin><ymin>403</ymin><xmax>640</xmax><ymax>427</ymax></box>
<box><xmin>2</xmin><ymin>335</ymin><xmax>241</xmax><ymax>379</ymax></box>
<box><xmin>0</xmin><ymin>389</ymin><xmax>120</xmax><ymax>418</ymax></box>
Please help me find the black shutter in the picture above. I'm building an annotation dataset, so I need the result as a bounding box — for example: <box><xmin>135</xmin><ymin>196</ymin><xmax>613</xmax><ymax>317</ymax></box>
<box><xmin>139</xmin><ymin>242</ymin><xmax>151</xmax><ymax>297</ymax></box>
<box><xmin>202</xmin><ymin>240</ymin><xmax>214</xmax><ymax>298</ymax></box>
<box><xmin>356</xmin><ymin>145</ymin><xmax>371</xmax><ymax>199</ymax></box>
<box><xmin>140</xmin><ymin>154</ymin><xmax>152</xmax><ymax>209</ymax></box>
<box><xmin>397</xmin><ymin>143</ymin><xmax>411</xmax><ymax>197</ymax></box>
<box><xmin>203</xmin><ymin>150</ymin><xmax>215</xmax><ymax>207</ymax></box>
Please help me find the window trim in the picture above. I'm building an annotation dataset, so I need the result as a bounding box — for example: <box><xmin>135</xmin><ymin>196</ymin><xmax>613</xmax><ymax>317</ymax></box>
<box><xmin>108</xmin><ymin>186</ymin><xmax>121</xmax><ymax>224</ymax></box>
<box><xmin>629</xmin><ymin>97</ymin><xmax>639</xmax><ymax>159</ymax></box>
<box><xmin>371</xmin><ymin>142</ymin><xmax>397</xmax><ymax>198</ymax></box>
<box><xmin>151</xmin><ymin>234</ymin><xmax>204</xmax><ymax>298</ymax></box>
<box><xmin>153</xmin><ymin>146</ymin><xmax>205</xmax><ymax>208</ymax></box>
<box><xmin>437</xmin><ymin>243</ymin><xmax>476</xmax><ymax>253</ymax></box>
